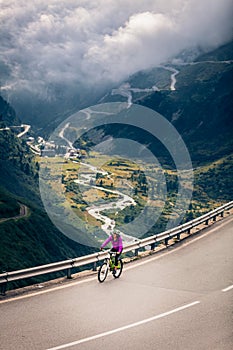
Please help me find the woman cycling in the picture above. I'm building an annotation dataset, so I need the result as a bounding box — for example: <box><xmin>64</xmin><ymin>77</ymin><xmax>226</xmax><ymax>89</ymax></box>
<box><xmin>100</xmin><ymin>232</ymin><xmax>123</xmax><ymax>269</ymax></box>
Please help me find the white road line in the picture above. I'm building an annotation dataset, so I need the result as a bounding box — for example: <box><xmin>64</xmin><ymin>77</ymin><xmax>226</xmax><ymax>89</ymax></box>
<box><xmin>0</xmin><ymin>276</ymin><xmax>97</xmax><ymax>304</ymax></box>
<box><xmin>222</xmin><ymin>285</ymin><xmax>233</xmax><ymax>292</ymax></box>
<box><xmin>46</xmin><ymin>301</ymin><xmax>200</xmax><ymax>350</ymax></box>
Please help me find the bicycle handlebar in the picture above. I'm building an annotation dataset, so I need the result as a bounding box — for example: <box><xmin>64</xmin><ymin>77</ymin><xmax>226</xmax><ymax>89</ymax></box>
<box><xmin>100</xmin><ymin>249</ymin><xmax>118</xmax><ymax>256</ymax></box>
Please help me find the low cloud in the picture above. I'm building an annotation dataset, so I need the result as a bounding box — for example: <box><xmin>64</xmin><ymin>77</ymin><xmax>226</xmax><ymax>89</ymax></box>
<box><xmin>0</xmin><ymin>0</ymin><xmax>232</xmax><ymax>99</ymax></box>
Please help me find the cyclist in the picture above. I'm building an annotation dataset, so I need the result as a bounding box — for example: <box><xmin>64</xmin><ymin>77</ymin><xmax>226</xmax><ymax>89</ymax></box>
<box><xmin>100</xmin><ymin>232</ymin><xmax>123</xmax><ymax>269</ymax></box>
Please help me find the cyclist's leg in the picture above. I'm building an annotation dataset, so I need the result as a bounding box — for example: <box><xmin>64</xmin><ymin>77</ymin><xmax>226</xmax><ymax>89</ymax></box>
<box><xmin>110</xmin><ymin>248</ymin><xmax>117</xmax><ymax>266</ymax></box>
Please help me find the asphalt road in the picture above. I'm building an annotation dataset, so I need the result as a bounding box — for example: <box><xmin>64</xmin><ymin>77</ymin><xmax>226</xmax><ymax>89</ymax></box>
<box><xmin>0</xmin><ymin>216</ymin><xmax>232</xmax><ymax>350</ymax></box>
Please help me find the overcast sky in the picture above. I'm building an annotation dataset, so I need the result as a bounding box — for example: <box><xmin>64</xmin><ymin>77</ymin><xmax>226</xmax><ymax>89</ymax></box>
<box><xmin>0</xmin><ymin>0</ymin><xmax>232</xmax><ymax>98</ymax></box>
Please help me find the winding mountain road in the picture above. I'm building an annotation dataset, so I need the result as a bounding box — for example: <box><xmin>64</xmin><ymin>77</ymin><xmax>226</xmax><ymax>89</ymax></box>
<box><xmin>0</xmin><ymin>204</ymin><xmax>29</xmax><ymax>224</ymax></box>
<box><xmin>17</xmin><ymin>124</ymin><xmax>31</xmax><ymax>138</ymax></box>
<box><xmin>1</xmin><ymin>215</ymin><xmax>232</xmax><ymax>350</ymax></box>
<box><xmin>0</xmin><ymin>124</ymin><xmax>31</xmax><ymax>138</ymax></box>
<box><xmin>74</xmin><ymin>162</ymin><xmax>137</xmax><ymax>243</ymax></box>
<box><xmin>57</xmin><ymin>124</ymin><xmax>138</xmax><ymax>242</ymax></box>
<box><xmin>111</xmin><ymin>59</ymin><xmax>233</xmax><ymax>104</ymax></box>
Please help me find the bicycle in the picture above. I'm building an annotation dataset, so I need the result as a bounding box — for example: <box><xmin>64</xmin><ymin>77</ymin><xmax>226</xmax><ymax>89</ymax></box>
<box><xmin>98</xmin><ymin>250</ymin><xmax>123</xmax><ymax>283</ymax></box>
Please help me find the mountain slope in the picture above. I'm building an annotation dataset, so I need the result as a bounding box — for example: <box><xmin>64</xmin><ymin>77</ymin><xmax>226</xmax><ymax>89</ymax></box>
<box><xmin>0</xmin><ymin>95</ymin><xmax>20</xmax><ymax>126</ymax></box>
<box><xmin>95</xmin><ymin>40</ymin><xmax>233</xmax><ymax>166</ymax></box>
<box><xmin>0</xmin><ymin>102</ymin><xmax>94</xmax><ymax>284</ymax></box>
<box><xmin>136</xmin><ymin>42</ymin><xmax>233</xmax><ymax>165</ymax></box>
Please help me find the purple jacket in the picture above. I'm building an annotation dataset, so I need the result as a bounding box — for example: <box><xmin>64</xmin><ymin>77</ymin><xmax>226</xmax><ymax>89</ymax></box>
<box><xmin>101</xmin><ymin>235</ymin><xmax>123</xmax><ymax>252</ymax></box>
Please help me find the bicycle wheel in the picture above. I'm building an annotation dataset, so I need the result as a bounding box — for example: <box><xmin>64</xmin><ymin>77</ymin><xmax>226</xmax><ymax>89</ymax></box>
<box><xmin>98</xmin><ymin>262</ymin><xmax>109</xmax><ymax>283</ymax></box>
<box><xmin>113</xmin><ymin>259</ymin><xmax>123</xmax><ymax>279</ymax></box>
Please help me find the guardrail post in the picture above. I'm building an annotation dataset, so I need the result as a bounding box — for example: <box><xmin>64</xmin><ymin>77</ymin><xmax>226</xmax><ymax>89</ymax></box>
<box><xmin>187</xmin><ymin>228</ymin><xmax>191</xmax><ymax>235</ymax></box>
<box><xmin>93</xmin><ymin>262</ymin><xmax>97</xmax><ymax>271</ymax></box>
<box><xmin>0</xmin><ymin>271</ymin><xmax>8</xmax><ymax>296</ymax></box>
<box><xmin>0</xmin><ymin>282</ymin><xmax>7</xmax><ymax>296</ymax></box>
<box><xmin>205</xmin><ymin>219</ymin><xmax>209</xmax><ymax>225</ymax></box>
<box><xmin>67</xmin><ymin>259</ymin><xmax>75</xmax><ymax>279</ymax></box>
<box><xmin>67</xmin><ymin>268</ymin><xmax>72</xmax><ymax>279</ymax></box>
<box><xmin>221</xmin><ymin>211</ymin><xmax>224</xmax><ymax>218</ymax></box>
<box><xmin>165</xmin><ymin>238</ymin><xmax>169</xmax><ymax>246</ymax></box>
<box><xmin>150</xmin><ymin>242</ymin><xmax>156</xmax><ymax>250</ymax></box>
<box><xmin>177</xmin><ymin>232</ymin><xmax>181</xmax><ymax>241</ymax></box>
<box><xmin>135</xmin><ymin>249</ymin><xmax>139</xmax><ymax>257</ymax></box>
<box><xmin>213</xmin><ymin>216</ymin><xmax>217</xmax><ymax>222</ymax></box>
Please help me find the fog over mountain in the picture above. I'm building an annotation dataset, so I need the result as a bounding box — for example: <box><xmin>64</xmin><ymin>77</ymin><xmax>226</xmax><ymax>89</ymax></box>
<box><xmin>0</xmin><ymin>0</ymin><xmax>232</xmax><ymax>123</ymax></box>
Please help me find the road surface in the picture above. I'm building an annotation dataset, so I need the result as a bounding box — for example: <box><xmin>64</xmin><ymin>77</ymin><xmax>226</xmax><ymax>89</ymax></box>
<box><xmin>0</xmin><ymin>216</ymin><xmax>232</xmax><ymax>350</ymax></box>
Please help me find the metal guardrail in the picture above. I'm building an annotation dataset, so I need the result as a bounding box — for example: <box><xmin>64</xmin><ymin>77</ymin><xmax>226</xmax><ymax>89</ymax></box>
<box><xmin>0</xmin><ymin>201</ymin><xmax>232</xmax><ymax>295</ymax></box>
